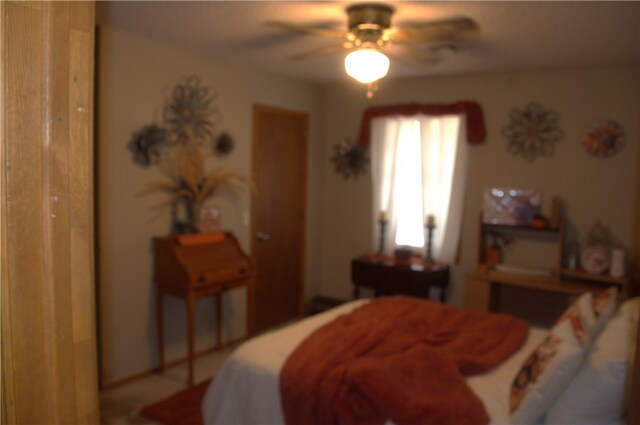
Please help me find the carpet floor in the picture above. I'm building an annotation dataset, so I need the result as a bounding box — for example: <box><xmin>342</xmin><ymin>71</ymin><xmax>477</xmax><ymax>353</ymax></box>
<box><xmin>140</xmin><ymin>379</ymin><xmax>212</xmax><ymax>425</ymax></box>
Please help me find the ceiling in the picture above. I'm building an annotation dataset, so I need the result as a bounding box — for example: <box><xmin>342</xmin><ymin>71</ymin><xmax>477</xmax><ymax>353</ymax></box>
<box><xmin>98</xmin><ymin>1</ymin><xmax>640</xmax><ymax>83</ymax></box>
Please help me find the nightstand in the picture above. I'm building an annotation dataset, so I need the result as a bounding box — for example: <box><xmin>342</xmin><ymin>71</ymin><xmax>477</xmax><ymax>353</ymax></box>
<box><xmin>351</xmin><ymin>254</ymin><xmax>449</xmax><ymax>301</ymax></box>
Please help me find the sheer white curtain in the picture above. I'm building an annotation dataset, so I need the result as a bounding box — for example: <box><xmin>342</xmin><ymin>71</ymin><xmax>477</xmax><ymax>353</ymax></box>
<box><xmin>370</xmin><ymin>114</ymin><xmax>468</xmax><ymax>263</ymax></box>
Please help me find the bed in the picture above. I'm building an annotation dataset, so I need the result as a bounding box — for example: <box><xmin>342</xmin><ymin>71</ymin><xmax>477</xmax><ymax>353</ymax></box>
<box><xmin>202</xmin><ymin>292</ymin><xmax>638</xmax><ymax>425</ymax></box>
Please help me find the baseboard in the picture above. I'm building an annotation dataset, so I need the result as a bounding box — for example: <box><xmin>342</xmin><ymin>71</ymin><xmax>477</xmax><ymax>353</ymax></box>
<box><xmin>99</xmin><ymin>336</ymin><xmax>244</xmax><ymax>391</ymax></box>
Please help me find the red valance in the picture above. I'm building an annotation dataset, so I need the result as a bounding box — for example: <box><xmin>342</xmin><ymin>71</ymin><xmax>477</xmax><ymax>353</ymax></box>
<box><xmin>357</xmin><ymin>101</ymin><xmax>486</xmax><ymax>146</ymax></box>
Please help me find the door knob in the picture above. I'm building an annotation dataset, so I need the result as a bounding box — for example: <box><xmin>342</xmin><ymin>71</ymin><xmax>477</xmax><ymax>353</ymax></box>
<box><xmin>257</xmin><ymin>231</ymin><xmax>271</xmax><ymax>242</ymax></box>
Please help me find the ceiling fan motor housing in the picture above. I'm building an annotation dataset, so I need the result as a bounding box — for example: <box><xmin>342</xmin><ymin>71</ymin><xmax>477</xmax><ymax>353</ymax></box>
<box><xmin>347</xmin><ymin>3</ymin><xmax>394</xmax><ymax>31</ymax></box>
<box><xmin>346</xmin><ymin>3</ymin><xmax>394</xmax><ymax>46</ymax></box>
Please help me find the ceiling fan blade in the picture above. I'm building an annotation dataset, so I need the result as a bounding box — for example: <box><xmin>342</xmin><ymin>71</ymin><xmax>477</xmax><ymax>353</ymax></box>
<box><xmin>393</xmin><ymin>17</ymin><xmax>480</xmax><ymax>44</ymax></box>
<box><xmin>387</xmin><ymin>44</ymin><xmax>439</xmax><ymax>64</ymax></box>
<box><xmin>289</xmin><ymin>43</ymin><xmax>353</xmax><ymax>60</ymax></box>
<box><xmin>266</xmin><ymin>20</ymin><xmax>347</xmax><ymax>39</ymax></box>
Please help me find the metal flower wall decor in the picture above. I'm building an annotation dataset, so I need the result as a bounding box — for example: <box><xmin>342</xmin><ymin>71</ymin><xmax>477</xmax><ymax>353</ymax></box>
<box><xmin>502</xmin><ymin>103</ymin><xmax>564</xmax><ymax>162</ymax></box>
<box><xmin>128</xmin><ymin>124</ymin><xmax>170</xmax><ymax>167</ymax></box>
<box><xmin>331</xmin><ymin>138</ymin><xmax>369</xmax><ymax>180</ymax></box>
<box><xmin>129</xmin><ymin>75</ymin><xmax>250</xmax><ymax>234</ymax></box>
<box><xmin>128</xmin><ymin>75</ymin><xmax>233</xmax><ymax>167</ymax></box>
<box><xmin>214</xmin><ymin>132</ymin><xmax>235</xmax><ymax>158</ymax></box>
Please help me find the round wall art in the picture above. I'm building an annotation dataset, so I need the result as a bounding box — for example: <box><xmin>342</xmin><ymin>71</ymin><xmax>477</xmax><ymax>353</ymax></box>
<box><xmin>582</xmin><ymin>121</ymin><xmax>624</xmax><ymax>158</ymax></box>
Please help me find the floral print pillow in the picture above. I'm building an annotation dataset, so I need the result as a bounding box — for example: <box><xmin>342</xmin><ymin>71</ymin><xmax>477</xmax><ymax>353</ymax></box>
<box><xmin>510</xmin><ymin>334</ymin><xmax>561</xmax><ymax>411</ymax></box>
<box><xmin>510</xmin><ymin>294</ymin><xmax>600</xmax><ymax>424</ymax></box>
<box><xmin>593</xmin><ymin>287</ymin><xmax>618</xmax><ymax>334</ymax></box>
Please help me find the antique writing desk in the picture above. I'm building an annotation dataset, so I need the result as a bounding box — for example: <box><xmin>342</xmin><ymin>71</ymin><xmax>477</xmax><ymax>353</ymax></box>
<box><xmin>351</xmin><ymin>254</ymin><xmax>450</xmax><ymax>302</ymax></box>
<box><xmin>153</xmin><ymin>232</ymin><xmax>255</xmax><ymax>386</ymax></box>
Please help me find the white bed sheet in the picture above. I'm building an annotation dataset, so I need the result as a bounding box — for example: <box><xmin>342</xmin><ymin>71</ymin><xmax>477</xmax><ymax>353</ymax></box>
<box><xmin>202</xmin><ymin>299</ymin><xmax>547</xmax><ymax>425</ymax></box>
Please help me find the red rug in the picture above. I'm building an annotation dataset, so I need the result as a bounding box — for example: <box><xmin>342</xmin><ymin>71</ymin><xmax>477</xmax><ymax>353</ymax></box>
<box><xmin>140</xmin><ymin>379</ymin><xmax>212</xmax><ymax>425</ymax></box>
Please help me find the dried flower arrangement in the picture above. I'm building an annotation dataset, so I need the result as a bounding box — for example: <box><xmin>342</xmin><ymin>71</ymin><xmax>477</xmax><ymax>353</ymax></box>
<box><xmin>130</xmin><ymin>75</ymin><xmax>251</xmax><ymax>233</ymax></box>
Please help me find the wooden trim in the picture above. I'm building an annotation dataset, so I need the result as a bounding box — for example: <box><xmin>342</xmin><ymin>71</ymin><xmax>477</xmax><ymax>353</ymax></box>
<box><xmin>0</xmin><ymin>2</ymin><xmax>16</xmax><ymax>422</ymax></box>
<box><xmin>250</xmin><ymin>105</ymin><xmax>258</xmax><ymax>329</ymax></box>
<box><xmin>298</xmin><ymin>110</ymin><xmax>308</xmax><ymax>317</ymax></box>
<box><xmin>628</xmin><ymin>125</ymin><xmax>640</xmax><ymax>425</ymax></box>
<box><xmin>630</xmin><ymin>136</ymin><xmax>640</xmax><ymax>425</ymax></box>
<box><xmin>629</xmin><ymin>292</ymin><xmax>640</xmax><ymax>424</ymax></box>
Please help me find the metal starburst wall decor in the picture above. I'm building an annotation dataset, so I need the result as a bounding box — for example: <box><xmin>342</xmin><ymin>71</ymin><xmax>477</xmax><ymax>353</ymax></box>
<box><xmin>163</xmin><ymin>75</ymin><xmax>220</xmax><ymax>146</ymax></box>
<box><xmin>331</xmin><ymin>138</ymin><xmax>369</xmax><ymax>180</ymax></box>
<box><xmin>502</xmin><ymin>103</ymin><xmax>564</xmax><ymax>162</ymax></box>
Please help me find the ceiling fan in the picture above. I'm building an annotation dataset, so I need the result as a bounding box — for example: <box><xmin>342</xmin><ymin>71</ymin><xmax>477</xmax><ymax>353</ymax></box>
<box><xmin>267</xmin><ymin>2</ymin><xmax>480</xmax><ymax>86</ymax></box>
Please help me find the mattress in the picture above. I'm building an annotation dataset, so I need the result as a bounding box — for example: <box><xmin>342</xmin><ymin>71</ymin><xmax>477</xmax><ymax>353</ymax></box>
<box><xmin>202</xmin><ymin>299</ymin><xmax>548</xmax><ymax>424</ymax></box>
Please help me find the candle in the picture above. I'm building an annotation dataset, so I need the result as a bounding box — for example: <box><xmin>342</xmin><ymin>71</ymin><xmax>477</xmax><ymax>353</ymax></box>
<box><xmin>379</xmin><ymin>211</ymin><xmax>387</xmax><ymax>223</ymax></box>
<box><xmin>426</xmin><ymin>214</ymin><xmax>435</xmax><ymax>227</ymax></box>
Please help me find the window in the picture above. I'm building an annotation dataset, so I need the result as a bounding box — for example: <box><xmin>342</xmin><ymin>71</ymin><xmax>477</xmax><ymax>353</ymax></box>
<box><xmin>370</xmin><ymin>114</ymin><xmax>468</xmax><ymax>262</ymax></box>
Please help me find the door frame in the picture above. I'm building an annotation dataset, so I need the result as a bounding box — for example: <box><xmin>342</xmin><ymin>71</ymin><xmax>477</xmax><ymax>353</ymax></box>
<box><xmin>250</xmin><ymin>104</ymin><xmax>308</xmax><ymax>327</ymax></box>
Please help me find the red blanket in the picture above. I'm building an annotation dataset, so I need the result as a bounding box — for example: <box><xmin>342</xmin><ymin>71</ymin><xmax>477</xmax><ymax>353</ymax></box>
<box><xmin>280</xmin><ymin>296</ymin><xmax>528</xmax><ymax>425</ymax></box>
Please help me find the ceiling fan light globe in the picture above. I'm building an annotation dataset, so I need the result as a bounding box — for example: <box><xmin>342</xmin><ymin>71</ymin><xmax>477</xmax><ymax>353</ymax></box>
<box><xmin>344</xmin><ymin>49</ymin><xmax>390</xmax><ymax>84</ymax></box>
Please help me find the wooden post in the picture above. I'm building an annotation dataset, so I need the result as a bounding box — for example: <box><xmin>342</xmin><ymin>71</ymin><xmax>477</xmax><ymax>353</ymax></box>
<box><xmin>1</xmin><ymin>2</ymin><xmax>99</xmax><ymax>422</ymax></box>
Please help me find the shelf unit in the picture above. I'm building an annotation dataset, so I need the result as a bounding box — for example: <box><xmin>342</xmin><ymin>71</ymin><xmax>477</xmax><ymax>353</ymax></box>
<box><xmin>466</xmin><ymin>215</ymin><xmax>633</xmax><ymax>313</ymax></box>
<box><xmin>560</xmin><ymin>268</ymin><xmax>631</xmax><ymax>286</ymax></box>
<box><xmin>477</xmin><ymin>215</ymin><xmax>566</xmax><ymax>275</ymax></box>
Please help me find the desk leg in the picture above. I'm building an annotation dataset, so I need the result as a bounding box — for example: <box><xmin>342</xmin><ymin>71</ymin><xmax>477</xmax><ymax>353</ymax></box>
<box><xmin>489</xmin><ymin>283</ymin><xmax>501</xmax><ymax>312</ymax></box>
<box><xmin>440</xmin><ymin>269</ymin><xmax>450</xmax><ymax>303</ymax></box>
<box><xmin>215</xmin><ymin>292</ymin><xmax>222</xmax><ymax>350</ymax></box>
<box><xmin>156</xmin><ymin>289</ymin><xmax>164</xmax><ymax>372</ymax></box>
<box><xmin>463</xmin><ymin>277</ymin><xmax>491</xmax><ymax>311</ymax></box>
<box><xmin>353</xmin><ymin>285</ymin><xmax>360</xmax><ymax>299</ymax></box>
<box><xmin>439</xmin><ymin>286</ymin><xmax>447</xmax><ymax>303</ymax></box>
<box><xmin>186</xmin><ymin>293</ymin><xmax>196</xmax><ymax>387</ymax></box>
<box><xmin>247</xmin><ymin>278</ymin><xmax>255</xmax><ymax>337</ymax></box>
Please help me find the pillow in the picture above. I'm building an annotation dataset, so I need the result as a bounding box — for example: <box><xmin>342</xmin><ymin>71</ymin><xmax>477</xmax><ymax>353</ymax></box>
<box><xmin>555</xmin><ymin>287</ymin><xmax>618</xmax><ymax>343</ymax></box>
<box><xmin>510</xmin><ymin>317</ymin><xmax>587</xmax><ymax>424</ymax></box>
<box><xmin>555</xmin><ymin>291</ymin><xmax>595</xmax><ymax>345</ymax></box>
<box><xmin>592</xmin><ymin>287</ymin><xmax>618</xmax><ymax>335</ymax></box>
<box><xmin>543</xmin><ymin>296</ymin><xmax>638</xmax><ymax>425</ymax></box>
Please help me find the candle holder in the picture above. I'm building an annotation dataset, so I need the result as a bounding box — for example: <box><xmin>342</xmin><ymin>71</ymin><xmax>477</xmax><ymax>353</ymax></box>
<box><xmin>377</xmin><ymin>219</ymin><xmax>387</xmax><ymax>256</ymax></box>
<box><xmin>424</xmin><ymin>222</ymin><xmax>435</xmax><ymax>263</ymax></box>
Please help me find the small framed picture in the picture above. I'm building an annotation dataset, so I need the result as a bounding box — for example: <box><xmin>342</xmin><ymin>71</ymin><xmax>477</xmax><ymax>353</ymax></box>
<box><xmin>483</xmin><ymin>187</ymin><xmax>541</xmax><ymax>226</ymax></box>
<box><xmin>198</xmin><ymin>204</ymin><xmax>221</xmax><ymax>233</ymax></box>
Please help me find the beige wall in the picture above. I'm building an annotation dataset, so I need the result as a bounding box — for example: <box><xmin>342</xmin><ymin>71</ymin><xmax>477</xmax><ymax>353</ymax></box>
<box><xmin>318</xmin><ymin>66</ymin><xmax>639</xmax><ymax>306</ymax></box>
<box><xmin>98</xmin><ymin>24</ymin><xmax>639</xmax><ymax>384</ymax></box>
<box><xmin>97</xmin><ymin>27</ymin><xmax>323</xmax><ymax>384</ymax></box>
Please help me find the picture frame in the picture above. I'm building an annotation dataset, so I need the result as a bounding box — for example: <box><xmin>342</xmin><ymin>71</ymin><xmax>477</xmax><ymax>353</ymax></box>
<box><xmin>483</xmin><ymin>187</ymin><xmax>542</xmax><ymax>226</ymax></box>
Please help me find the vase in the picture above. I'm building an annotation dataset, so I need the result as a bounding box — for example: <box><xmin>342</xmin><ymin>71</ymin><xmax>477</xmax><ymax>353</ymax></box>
<box><xmin>186</xmin><ymin>198</ymin><xmax>205</xmax><ymax>233</ymax></box>
<box><xmin>170</xmin><ymin>198</ymin><xmax>201</xmax><ymax>234</ymax></box>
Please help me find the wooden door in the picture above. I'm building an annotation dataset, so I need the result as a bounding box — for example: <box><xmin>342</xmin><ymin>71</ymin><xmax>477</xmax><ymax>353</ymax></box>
<box><xmin>1</xmin><ymin>1</ymin><xmax>99</xmax><ymax>423</ymax></box>
<box><xmin>251</xmin><ymin>105</ymin><xmax>307</xmax><ymax>333</ymax></box>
